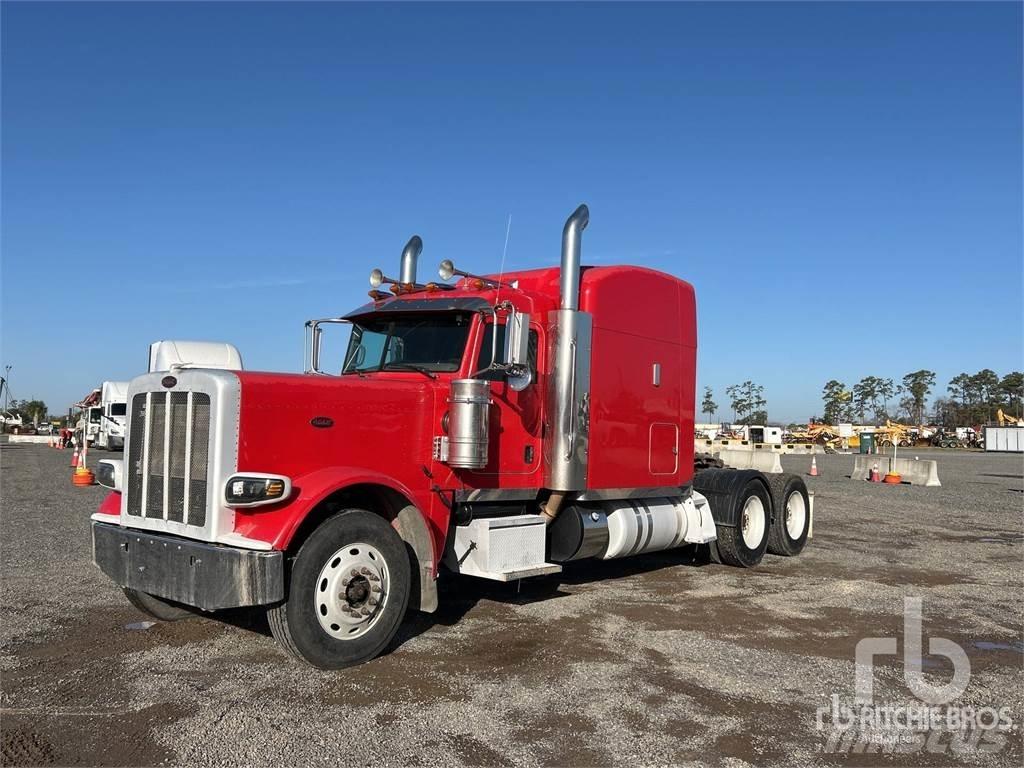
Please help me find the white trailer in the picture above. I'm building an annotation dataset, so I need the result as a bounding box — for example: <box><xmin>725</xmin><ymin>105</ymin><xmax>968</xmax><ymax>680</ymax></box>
<box><xmin>983</xmin><ymin>426</ymin><xmax>1024</xmax><ymax>453</ymax></box>
<box><xmin>95</xmin><ymin>381</ymin><xmax>129</xmax><ymax>450</ymax></box>
<box><xmin>749</xmin><ymin>426</ymin><xmax>783</xmax><ymax>445</ymax></box>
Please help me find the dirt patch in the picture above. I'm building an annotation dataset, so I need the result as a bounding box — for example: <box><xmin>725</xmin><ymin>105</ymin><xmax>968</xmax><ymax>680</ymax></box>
<box><xmin>1</xmin><ymin>704</ymin><xmax>184</xmax><ymax>767</ymax></box>
<box><xmin>508</xmin><ymin>709</ymin><xmax>604</xmax><ymax>767</ymax></box>
<box><xmin>3</xmin><ymin>607</ymin><xmax>228</xmax><ymax>711</ymax></box>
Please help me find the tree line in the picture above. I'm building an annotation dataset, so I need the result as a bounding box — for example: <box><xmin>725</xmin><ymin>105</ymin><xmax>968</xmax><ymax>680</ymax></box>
<box><xmin>821</xmin><ymin>369</ymin><xmax>1023</xmax><ymax>426</ymax></box>
<box><xmin>701</xmin><ymin>381</ymin><xmax>767</xmax><ymax>425</ymax></box>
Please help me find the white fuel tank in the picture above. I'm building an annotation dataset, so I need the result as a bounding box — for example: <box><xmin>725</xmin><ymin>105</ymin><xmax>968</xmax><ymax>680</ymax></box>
<box><xmin>604</xmin><ymin>498</ymin><xmax>690</xmax><ymax>559</ymax></box>
<box><xmin>547</xmin><ymin>494</ymin><xmax>718</xmax><ymax>563</ymax></box>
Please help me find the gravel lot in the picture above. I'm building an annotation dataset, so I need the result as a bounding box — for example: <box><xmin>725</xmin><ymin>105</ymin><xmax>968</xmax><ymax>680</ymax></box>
<box><xmin>2</xmin><ymin>443</ymin><xmax>1022</xmax><ymax>767</ymax></box>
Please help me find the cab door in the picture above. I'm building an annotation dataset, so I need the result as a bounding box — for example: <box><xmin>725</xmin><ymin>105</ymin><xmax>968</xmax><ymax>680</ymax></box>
<box><xmin>466</xmin><ymin>319</ymin><xmax>543</xmax><ymax>479</ymax></box>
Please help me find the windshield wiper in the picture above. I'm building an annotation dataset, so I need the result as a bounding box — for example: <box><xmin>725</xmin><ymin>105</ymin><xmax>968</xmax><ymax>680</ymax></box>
<box><xmin>381</xmin><ymin>362</ymin><xmax>437</xmax><ymax>379</ymax></box>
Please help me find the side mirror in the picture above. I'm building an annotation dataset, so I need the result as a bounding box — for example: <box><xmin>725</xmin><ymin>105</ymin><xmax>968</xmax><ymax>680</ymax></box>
<box><xmin>503</xmin><ymin>309</ymin><xmax>531</xmax><ymax>391</ymax></box>
<box><xmin>504</xmin><ymin>310</ymin><xmax>530</xmax><ymax>368</ymax></box>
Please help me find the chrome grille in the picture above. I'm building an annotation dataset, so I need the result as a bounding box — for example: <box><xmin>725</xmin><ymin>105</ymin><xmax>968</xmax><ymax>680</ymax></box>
<box><xmin>126</xmin><ymin>391</ymin><xmax>211</xmax><ymax>527</ymax></box>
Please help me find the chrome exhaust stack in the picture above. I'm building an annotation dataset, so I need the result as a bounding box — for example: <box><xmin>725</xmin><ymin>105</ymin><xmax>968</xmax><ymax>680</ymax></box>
<box><xmin>544</xmin><ymin>204</ymin><xmax>593</xmax><ymax>498</ymax></box>
<box><xmin>559</xmin><ymin>204</ymin><xmax>589</xmax><ymax>311</ymax></box>
<box><xmin>399</xmin><ymin>235</ymin><xmax>423</xmax><ymax>285</ymax></box>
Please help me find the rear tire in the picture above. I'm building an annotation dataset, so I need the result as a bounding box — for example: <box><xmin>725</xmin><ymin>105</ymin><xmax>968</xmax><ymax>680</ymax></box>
<box><xmin>267</xmin><ymin>509</ymin><xmax>410</xmax><ymax>669</ymax></box>
<box><xmin>765</xmin><ymin>474</ymin><xmax>810</xmax><ymax>556</ymax></box>
<box><xmin>123</xmin><ymin>588</ymin><xmax>195</xmax><ymax>621</ymax></box>
<box><xmin>710</xmin><ymin>478</ymin><xmax>771</xmax><ymax>568</ymax></box>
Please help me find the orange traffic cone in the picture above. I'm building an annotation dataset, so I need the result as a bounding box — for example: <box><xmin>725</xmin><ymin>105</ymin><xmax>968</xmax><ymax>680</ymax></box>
<box><xmin>808</xmin><ymin>457</ymin><xmax>818</xmax><ymax>477</ymax></box>
<box><xmin>869</xmin><ymin>463</ymin><xmax>881</xmax><ymax>482</ymax></box>
<box><xmin>70</xmin><ymin>446</ymin><xmax>79</xmax><ymax>468</ymax></box>
<box><xmin>73</xmin><ymin>464</ymin><xmax>95</xmax><ymax>486</ymax></box>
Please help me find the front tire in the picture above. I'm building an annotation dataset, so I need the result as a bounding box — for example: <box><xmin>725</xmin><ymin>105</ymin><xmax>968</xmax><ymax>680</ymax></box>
<box><xmin>267</xmin><ymin>509</ymin><xmax>410</xmax><ymax>669</ymax></box>
<box><xmin>765</xmin><ymin>474</ymin><xmax>810</xmax><ymax>556</ymax></box>
<box><xmin>710</xmin><ymin>478</ymin><xmax>771</xmax><ymax>568</ymax></box>
<box><xmin>123</xmin><ymin>588</ymin><xmax>195</xmax><ymax>621</ymax></box>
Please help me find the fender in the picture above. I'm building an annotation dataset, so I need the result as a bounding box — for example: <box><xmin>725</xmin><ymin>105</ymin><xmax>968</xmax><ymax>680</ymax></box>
<box><xmin>95</xmin><ymin>490</ymin><xmax>121</xmax><ymax>520</ymax></box>
<box><xmin>250</xmin><ymin>466</ymin><xmax>440</xmax><ymax>613</ymax></box>
<box><xmin>692</xmin><ymin>468</ymin><xmax>773</xmax><ymax>527</ymax></box>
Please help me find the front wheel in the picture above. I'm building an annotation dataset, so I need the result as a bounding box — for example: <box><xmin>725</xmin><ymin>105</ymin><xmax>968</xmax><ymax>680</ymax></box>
<box><xmin>123</xmin><ymin>588</ymin><xmax>195</xmax><ymax>621</ymax></box>
<box><xmin>709</xmin><ymin>478</ymin><xmax>771</xmax><ymax>568</ymax></box>
<box><xmin>267</xmin><ymin>509</ymin><xmax>410</xmax><ymax>669</ymax></box>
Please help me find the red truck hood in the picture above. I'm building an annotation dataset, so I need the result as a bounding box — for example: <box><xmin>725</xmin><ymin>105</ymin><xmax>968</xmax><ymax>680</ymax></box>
<box><xmin>233</xmin><ymin>371</ymin><xmax>438</xmax><ymax>482</ymax></box>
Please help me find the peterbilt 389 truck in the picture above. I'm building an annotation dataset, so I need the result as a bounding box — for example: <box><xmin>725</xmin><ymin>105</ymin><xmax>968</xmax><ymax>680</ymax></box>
<box><xmin>91</xmin><ymin>205</ymin><xmax>812</xmax><ymax>669</ymax></box>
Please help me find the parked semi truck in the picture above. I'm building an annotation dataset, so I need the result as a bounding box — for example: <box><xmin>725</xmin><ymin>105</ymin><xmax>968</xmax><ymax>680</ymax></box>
<box><xmin>91</xmin><ymin>205</ymin><xmax>813</xmax><ymax>669</ymax></box>
<box><xmin>94</xmin><ymin>381</ymin><xmax>129</xmax><ymax>450</ymax></box>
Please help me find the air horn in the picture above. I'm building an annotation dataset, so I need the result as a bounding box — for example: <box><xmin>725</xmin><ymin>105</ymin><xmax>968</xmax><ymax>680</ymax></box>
<box><xmin>438</xmin><ymin>259</ymin><xmax>509</xmax><ymax>288</ymax></box>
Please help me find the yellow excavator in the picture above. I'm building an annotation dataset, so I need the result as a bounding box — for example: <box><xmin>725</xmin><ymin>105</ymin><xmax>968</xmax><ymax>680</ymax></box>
<box><xmin>997</xmin><ymin>409</ymin><xmax>1022</xmax><ymax>427</ymax></box>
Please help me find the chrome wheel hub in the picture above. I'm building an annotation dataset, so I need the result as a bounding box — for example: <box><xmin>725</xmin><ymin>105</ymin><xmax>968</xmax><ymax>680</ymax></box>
<box><xmin>784</xmin><ymin>491</ymin><xmax>807</xmax><ymax>539</ymax></box>
<box><xmin>740</xmin><ymin>496</ymin><xmax>766</xmax><ymax>549</ymax></box>
<box><xmin>314</xmin><ymin>542</ymin><xmax>389</xmax><ymax>640</ymax></box>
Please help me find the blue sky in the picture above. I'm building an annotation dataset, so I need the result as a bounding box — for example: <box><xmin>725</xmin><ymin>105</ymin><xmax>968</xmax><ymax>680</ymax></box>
<box><xmin>3</xmin><ymin>1</ymin><xmax>1021</xmax><ymax>422</ymax></box>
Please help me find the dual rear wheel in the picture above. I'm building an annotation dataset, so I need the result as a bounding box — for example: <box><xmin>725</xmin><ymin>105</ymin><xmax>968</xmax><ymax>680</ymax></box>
<box><xmin>710</xmin><ymin>473</ymin><xmax>810</xmax><ymax>567</ymax></box>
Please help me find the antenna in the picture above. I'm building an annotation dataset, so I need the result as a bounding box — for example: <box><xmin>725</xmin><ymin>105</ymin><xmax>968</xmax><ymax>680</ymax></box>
<box><xmin>495</xmin><ymin>213</ymin><xmax>512</xmax><ymax>302</ymax></box>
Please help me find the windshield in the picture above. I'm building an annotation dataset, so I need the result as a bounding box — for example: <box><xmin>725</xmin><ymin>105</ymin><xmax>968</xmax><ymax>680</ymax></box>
<box><xmin>342</xmin><ymin>312</ymin><xmax>473</xmax><ymax>374</ymax></box>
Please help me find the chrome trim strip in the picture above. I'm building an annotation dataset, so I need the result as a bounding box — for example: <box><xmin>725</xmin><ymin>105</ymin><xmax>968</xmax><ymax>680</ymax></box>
<box><xmin>576</xmin><ymin>486</ymin><xmax>683</xmax><ymax>502</ymax></box>
<box><xmin>454</xmin><ymin>487</ymin><xmax>539</xmax><ymax>504</ymax></box>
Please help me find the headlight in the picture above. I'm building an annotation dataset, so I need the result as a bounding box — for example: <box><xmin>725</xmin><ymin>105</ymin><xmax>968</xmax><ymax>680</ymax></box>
<box><xmin>224</xmin><ymin>473</ymin><xmax>292</xmax><ymax>507</ymax></box>
<box><xmin>97</xmin><ymin>459</ymin><xmax>123</xmax><ymax>491</ymax></box>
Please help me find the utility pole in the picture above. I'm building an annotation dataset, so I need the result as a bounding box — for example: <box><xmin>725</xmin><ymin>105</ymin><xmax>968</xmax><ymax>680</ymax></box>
<box><xmin>2</xmin><ymin>365</ymin><xmax>10</xmax><ymax>412</ymax></box>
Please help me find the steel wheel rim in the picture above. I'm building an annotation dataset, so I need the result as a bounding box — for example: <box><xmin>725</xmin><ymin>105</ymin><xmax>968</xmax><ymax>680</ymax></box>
<box><xmin>785</xmin><ymin>491</ymin><xmax>807</xmax><ymax>539</ymax></box>
<box><xmin>314</xmin><ymin>542</ymin><xmax>389</xmax><ymax>641</ymax></box>
<box><xmin>740</xmin><ymin>496</ymin><xmax>766</xmax><ymax>549</ymax></box>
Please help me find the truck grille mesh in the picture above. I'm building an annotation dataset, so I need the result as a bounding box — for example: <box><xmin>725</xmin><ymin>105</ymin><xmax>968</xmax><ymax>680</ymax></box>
<box><xmin>126</xmin><ymin>391</ymin><xmax>211</xmax><ymax>527</ymax></box>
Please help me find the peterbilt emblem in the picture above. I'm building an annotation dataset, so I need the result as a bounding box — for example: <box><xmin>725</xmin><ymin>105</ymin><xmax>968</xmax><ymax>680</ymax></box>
<box><xmin>310</xmin><ymin>416</ymin><xmax>334</xmax><ymax>429</ymax></box>
<box><xmin>161</xmin><ymin>376</ymin><xmax>177</xmax><ymax>388</ymax></box>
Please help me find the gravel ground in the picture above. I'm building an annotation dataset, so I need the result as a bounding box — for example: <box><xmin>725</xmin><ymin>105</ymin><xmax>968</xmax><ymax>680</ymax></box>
<box><xmin>1</xmin><ymin>443</ymin><xmax>1022</xmax><ymax>767</ymax></box>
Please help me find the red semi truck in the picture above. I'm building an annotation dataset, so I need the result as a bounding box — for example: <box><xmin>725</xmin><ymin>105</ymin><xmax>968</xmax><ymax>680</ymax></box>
<box><xmin>92</xmin><ymin>205</ymin><xmax>812</xmax><ymax>668</ymax></box>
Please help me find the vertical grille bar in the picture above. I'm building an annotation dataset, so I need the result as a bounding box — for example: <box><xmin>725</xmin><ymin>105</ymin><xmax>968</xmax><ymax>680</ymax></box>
<box><xmin>182</xmin><ymin>392</ymin><xmax>194</xmax><ymax>524</ymax></box>
<box><xmin>146</xmin><ymin>394</ymin><xmax>166</xmax><ymax>518</ymax></box>
<box><xmin>167</xmin><ymin>393</ymin><xmax>189</xmax><ymax>523</ymax></box>
<box><xmin>162</xmin><ymin>391</ymin><xmax>172</xmax><ymax>520</ymax></box>
<box><xmin>140</xmin><ymin>393</ymin><xmax>154</xmax><ymax>516</ymax></box>
<box><xmin>126</xmin><ymin>394</ymin><xmax>147</xmax><ymax>516</ymax></box>
<box><xmin>188</xmin><ymin>394</ymin><xmax>211</xmax><ymax>527</ymax></box>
